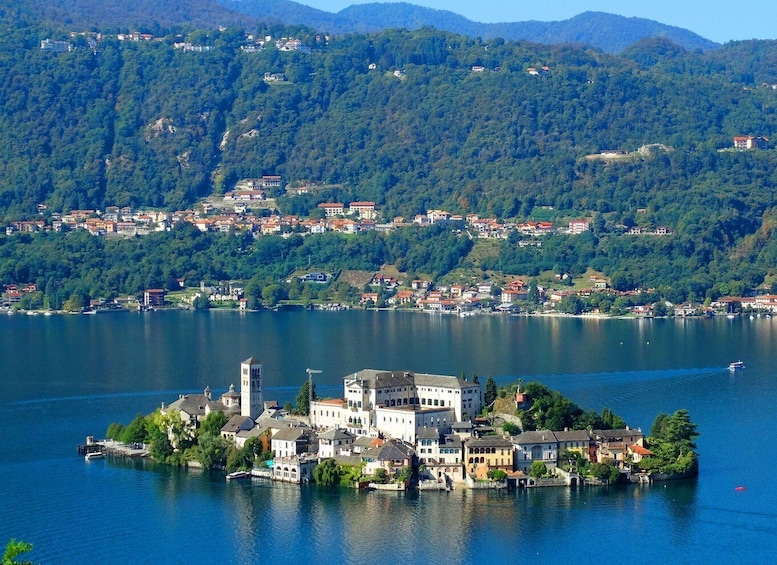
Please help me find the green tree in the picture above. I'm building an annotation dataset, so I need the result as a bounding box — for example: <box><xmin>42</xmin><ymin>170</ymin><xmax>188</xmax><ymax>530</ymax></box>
<box><xmin>192</xmin><ymin>294</ymin><xmax>211</xmax><ymax>310</ymax></box>
<box><xmin>313</xmin><ymin>458</ymin><xmax>340</xmax><ymax>486</ymax></box>
<box><xmin>529</xmin><ymin>460</ymin><xmax>547</xmax><ymax>478</ymax></box>
<box><xmin>226</xmin><ymin>445</ymin><xmax>254</xmax><ymax>473</ymax></box>
<box><xmin>295</xmin><ymin>379</ymin><xmax>317</xmax><ymax>416</ymax></box>
<box><xmin>589</xmin><ymin>461</ymin><xmax>619</xmax><ymax>482</ymax></box>
<box><xmin>200</xmin><ymin>411</ymin><xmax>228</xmax><ymax>437</ymax></box>
<box><xmin>558</xmin><ymin>294</ymin><xmax>584</xmax><ymax>315</ymax></box>
<box><xmin>196</xmin><ymin>432</ymin><xmax>231</xmax><ymax>470</ymax></box>
<box><xmin>484</xmin><ymin>376</ymin><xmax>497</xmax><ymax>407</ymax></box>
<box><xmin>119</xmin><ymin>413</ymin><xmax>149</xmax><ymax>444</ymax></box>
<box><xmin>244</xmin><ymin>436</ymin><xmax>264</xmax><ymax>459</ymax></box>
<box><xmin>502</xmin><ymin>421</ymin><xmax>520</xmax><ymax>435</ymax></box>
<box><xmin>2</xmin><ymin>539</ymin><xmax>35</xmax><ymax>565</ymax></box>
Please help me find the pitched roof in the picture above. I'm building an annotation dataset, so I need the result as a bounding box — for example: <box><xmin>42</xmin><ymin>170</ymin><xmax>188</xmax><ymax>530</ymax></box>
<box><xmin>345</xmin><ymin>369</ymin><xmax>479</xmax><ymax>391</ymax></box>
<box><xmin>352</xmin><ymin>435</ymin><xmax>376</xmax><ymax>448</ymax></box>
<box><xmin>512</xmin><ymin>430</ymin><xmax>558</xmax><ymax>445</ymax></box>
<box><xmin>374</xmin><ymin>441</ymin><xmax>416</xmax><ymax>461</ymax></box>
<box><xmin>318</xmin><ymin>428</ymin><xmax>355</xmax><ymax>441</ymax></box>
<box><xmin>416</xmin><ymin>427</ymin><xmax>440</xmax><ymax>440</ymax></box>
<box><xmin>166</xmin><ymin>393</ymin><xmax>208</xmax><ymax>416</ymax></box>
<box><xmin>554</xmin><ymin>430</ymin><xmax>592</xmax><ymax>442</ymax></box>
<box><xmin>629</xmin><ymin>444</ymin><xmax>654</xmax><ymax>456</ymax></box>
<box><xmin>464</xmin><ymin>436</ymin><xmax>514</xmax><ymax>448</ymax></box>
<box><xmin>242</xmin><ymin>356</ymin><xmax>261</xmax><ymax>365</ymax></box>
<box><xmin>592</xmin><ymin>429</ymin><xmax>643</xmax><ymax>441</ymax></box>
<box><xmin>441</xmin><ymin>434</ymin><xmax>462</xmax><ymax>449</ymax></box>
<box><xmin>221</xmin><ymin>415</ymin><xmax>254</xmax><ymax>434</ymax></box>
<box><xmin>272</xmin><ymin>426</ymin><xmax>311</xmax><ymax>443</ymax></box>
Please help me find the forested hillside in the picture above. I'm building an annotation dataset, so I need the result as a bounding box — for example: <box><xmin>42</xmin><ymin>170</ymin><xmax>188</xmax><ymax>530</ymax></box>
<box><xmin>2</xmin><ymin>16</ymin><xmax>777</xmax><ymax>303</ymax></box>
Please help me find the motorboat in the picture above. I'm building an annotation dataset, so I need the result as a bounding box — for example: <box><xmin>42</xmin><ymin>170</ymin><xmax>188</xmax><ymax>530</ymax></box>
<box><xmin>729</xmin><ymin>361</ymin><xmax>744</xmax><ymax>371</ymax></box>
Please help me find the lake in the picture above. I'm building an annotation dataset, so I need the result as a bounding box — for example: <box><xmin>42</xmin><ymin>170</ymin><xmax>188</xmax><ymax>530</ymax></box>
<box><xmin>1</xmin><ymin>310</ymin><xmax>775</xmax><ymax>564</ymax></box>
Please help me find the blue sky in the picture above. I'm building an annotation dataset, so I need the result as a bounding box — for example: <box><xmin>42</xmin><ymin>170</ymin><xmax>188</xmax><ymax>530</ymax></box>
<box><xmin>293</xmin><ymin>0</ymin><xmax>776</xmax><ymax>44</ymax></box>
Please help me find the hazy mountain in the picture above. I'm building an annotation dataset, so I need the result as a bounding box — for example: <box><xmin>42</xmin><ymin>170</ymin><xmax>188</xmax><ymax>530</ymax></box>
<box><xmin>219</xmin><ymin>1</ymin><xmax>719</xmax><ymax>52</ymax></box>
<box><xmin>28</xmin><ymin>0</ymin><xmax>260</xmax><ymax>31</ymax></box>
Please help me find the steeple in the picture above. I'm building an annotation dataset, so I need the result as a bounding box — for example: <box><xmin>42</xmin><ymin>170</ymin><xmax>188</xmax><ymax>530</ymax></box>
<box><xmin>240</xmin><ymin>357</ymin><xmax>263</xmax><ymax>419</ymax></box>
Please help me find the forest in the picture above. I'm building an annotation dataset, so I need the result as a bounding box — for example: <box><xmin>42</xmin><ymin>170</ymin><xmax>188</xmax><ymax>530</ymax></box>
<box><xmin>3</xmin><ymin>12</ymin><xmax>777</xmax><ymax>304</ymax></box>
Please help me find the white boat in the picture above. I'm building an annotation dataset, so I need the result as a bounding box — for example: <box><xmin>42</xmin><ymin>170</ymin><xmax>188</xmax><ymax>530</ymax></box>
<box><xmin>729</xmin><ymin>361</ymin><xmax>744</xmax><ymax>371</ymax></box>
<box><xmin>85</xmin><ymin>451</ymin><xmax>105</xmax><ymax>461</ymax></box>
<box><xmin>226</xmin><ymin>471</ymin><xmax>250</xmax><ymax>480</ymax></box>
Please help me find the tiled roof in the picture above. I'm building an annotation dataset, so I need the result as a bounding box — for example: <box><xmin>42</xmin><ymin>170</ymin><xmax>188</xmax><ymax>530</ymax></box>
<box><xmin>272</xmin><ymin>426</ymin><xmax>311</xmax><ymax>443</ymax></box>
<box><xmin>318</xmin><ymin>428</ymin><xmax>355</xmax><ymax>441</ymax></box>
<box><xmin>512</xmin><ymin>430</ymin><xmax>558</xmax><ymax>445</ymax></box>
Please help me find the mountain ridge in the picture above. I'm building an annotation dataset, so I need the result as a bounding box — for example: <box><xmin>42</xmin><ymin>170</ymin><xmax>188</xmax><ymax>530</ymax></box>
<box><xmin>25</xmin><ymin>0</ymin><xmax>719</xmax><ymax>53</ymax></box>
<box><xmin>219</xmin><ymin>1</ymin><xmax>719</xmax><ymax>52</ymax></box>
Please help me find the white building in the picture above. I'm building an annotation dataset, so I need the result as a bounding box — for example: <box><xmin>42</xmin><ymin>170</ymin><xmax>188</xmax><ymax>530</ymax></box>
<box><xmin>240</xmin><ymin>357</ymin><xmax>263</xmax><ymax>419</ymax></box>
<box><xmin>317</xmin><ymin>428</ymin><xmax>356</xmax><ymax>457</ymax></box>
<box><xmin>311</xmin><ymin>369</ymin><xmax>482</xmax><ymax>441</ymax></box>
<box><xmin>512</xmin><ymin>430</ymin><xmax>559</xmax><ymax>474</ymax></box>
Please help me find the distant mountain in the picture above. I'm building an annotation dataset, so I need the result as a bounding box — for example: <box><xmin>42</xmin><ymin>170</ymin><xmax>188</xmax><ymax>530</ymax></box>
<box><xmin>28</xmin><ymin>0</ymin><xmax>260</xmax><ymax>31</ymax></box>
<box><xmin>219</xmin><ymin>1</ymin><xmax>719</xmax><ymax>53</ymax></box>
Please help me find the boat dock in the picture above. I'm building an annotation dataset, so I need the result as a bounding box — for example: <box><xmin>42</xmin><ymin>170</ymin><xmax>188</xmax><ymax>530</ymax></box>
<box><xmin>77</xmin><ymin>437</ymin><xmax>149</xmax><ymax>458</ymax></box>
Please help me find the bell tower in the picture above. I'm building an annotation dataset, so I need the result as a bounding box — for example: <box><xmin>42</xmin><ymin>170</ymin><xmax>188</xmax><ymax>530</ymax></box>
<box><xmin>240</xmin><ymin>357</ymin><xmax>263</xmax><ymax>419</ymax></box>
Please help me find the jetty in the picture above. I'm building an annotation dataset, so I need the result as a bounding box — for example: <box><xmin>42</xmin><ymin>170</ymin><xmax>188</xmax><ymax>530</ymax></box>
<box><xmin>77</xmin><ymin>437</ymin><xmax>149</xmax><ymax>458</ymax></box>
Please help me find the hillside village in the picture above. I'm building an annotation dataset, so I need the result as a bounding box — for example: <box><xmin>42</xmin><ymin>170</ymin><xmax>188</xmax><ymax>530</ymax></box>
<box><xmin>3</xmin><ymin>175</ymin><xmax>774</xmax><ymax>317</ymax></box>
<box><xmin>103</xmin><ymin>358</ymin><xmax>655</xmax><ymax>489</ymax></box>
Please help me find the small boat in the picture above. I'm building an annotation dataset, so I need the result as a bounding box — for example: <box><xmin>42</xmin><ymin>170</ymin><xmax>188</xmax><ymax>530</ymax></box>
<box><xmin>226</xmin><ymin>471</ymin><xmax>250</xmax><ymax>480</ymax></box>
<box><xmin>85</xmin><ymin>451</ymin><xmax>105</xmax><ymax>461</ymax></box>
<box><xmin>729</xmin><ymin>361</ymin><xmax>744</xmax><ymax>371</ymax></box>
<box><xmin>735</xmin><ymin>486</ymin><xmax>747</xmax><ymax>491</ymax></box>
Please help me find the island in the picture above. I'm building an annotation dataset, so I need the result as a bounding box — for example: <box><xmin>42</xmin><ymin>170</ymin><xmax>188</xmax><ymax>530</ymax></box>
<box><xmin>87</xmin><ymin>357</ymin><xmax>699</xmax><ymax>490</ymax></box>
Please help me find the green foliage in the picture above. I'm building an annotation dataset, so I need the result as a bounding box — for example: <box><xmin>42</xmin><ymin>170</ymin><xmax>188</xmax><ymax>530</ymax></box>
<box><xmin>520</xmin><ymin>381</ymin><xmax>626</xmax><ymax>432</ymax></box>
<box><xmin>373</xmin><ymin>468</ymin><xmax>388</xmax><ymax>484</ymax></box>
<box><xmin>195</xmin><ymin>432</ymin><xmax>231</xmax><ymax>470</ymax></box>
<box><xmin>487</xmin><ymin>469</ymin><xmax>508</xmax><ymax>481</ymax></box>
<box><xmin>589</xmin><ymin>461</ymin><xmax>619</xmax><ymax>482</ymax></box>
<box><xmin>191</xmin><ymin>294</ymin><xmax>211</xmax><ymax>310</ymax></box>
<box><xmin>119</xmin><ymin>413</ymin><xmax>150</xmax><ymax>444</ymax></box>
<box><xmin>2</xmin><ymin>539</ymin><xmax>34</xmax><ymax>565</ymax></box>
<box><xmin>502</xmin><ymin>421</ymin><xmax>520</xmax><ymax>435</ymax></box>
<box><xmin>2</xmin><ymin>25</ymin><xmax>777</xmax><ymax>297</ymax></box>
<box><xmin>295</xmin><ymin>379</ymin><xmax>317</xmax><ymax>416</ymax></box>
<box><xmin>105</xmin><ymin>422</ymin><xmax>124</xmax><ymax>441</ymax></box>
<box><xmin>397</xmin><ymin>465</ymin><xmax>412</xmax><ymax>484</ymax></box>
<box><xmin>484</xmin><ymin>376</ymin><xmax>497</xmax><ymax>407</ymax></box>
<box><xmin>199</xmin><ymin>411</ymin><xmax>228</xmax><ymax>438</ymax></box>
<box><xmin>243</xmin><ymin>436</ymin><xmax>264</xmax><ymax>459</ymax></box>
<box><xmin>148</xmin><ymin>432</ymin><xmax>174</xmax><ymax>463</ymax></box>
<box><xmin>529</xmin><ymin>460</ymin><xmax>548</xmax><ymax>478</ymax></box>
<box><xmin>226</xmin><ymin>445</ymin><xmax>254</xmax><ymax>473</ymax></box>
<box><xmin>313</xmin><ymin>458</ymin><xmax>340</xmax><ymax>487</ymax></box>
<box><xmin>642</xmin><ymin>409</ymin><xmax>700</xmax><ymax>475</ymax></box>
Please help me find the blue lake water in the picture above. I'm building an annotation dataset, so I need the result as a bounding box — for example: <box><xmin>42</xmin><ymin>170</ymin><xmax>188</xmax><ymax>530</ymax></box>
<box><xmin>1</xmin><ymin>310</ymin><xmax>775</xmax><ymax>564</ymax></box>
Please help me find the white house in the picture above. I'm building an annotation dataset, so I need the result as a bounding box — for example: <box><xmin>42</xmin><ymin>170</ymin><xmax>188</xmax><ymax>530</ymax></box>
<box><xmin>512</xmin><ymin>430</ymin><xmax>559</xmax><ymax>474</ymax></box>
<box><xmin>271</xmin><ymin>426</ymin><xmax>317</xmax><ymax>458</ymax></box>
<box><xmin>317</xmin><ymin>428</ymin><xmax>356</xmax><ymax>457</ymax></box>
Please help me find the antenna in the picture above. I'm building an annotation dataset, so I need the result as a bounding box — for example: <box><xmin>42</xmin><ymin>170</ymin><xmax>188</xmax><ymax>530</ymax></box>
<box><xmin>306</xmin><ymin>368</ymin><xmax>322</xmax><ymax>427</ymax></box>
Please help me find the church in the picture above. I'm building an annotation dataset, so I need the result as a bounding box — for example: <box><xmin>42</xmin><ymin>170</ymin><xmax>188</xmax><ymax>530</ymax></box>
<box><xmin>162</xmin><ymin>357</ymin><xmax>264</xmax><ymax>429</ymax></box>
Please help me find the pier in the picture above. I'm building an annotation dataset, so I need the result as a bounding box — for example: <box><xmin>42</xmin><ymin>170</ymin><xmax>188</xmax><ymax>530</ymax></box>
<box><xmin>77</xmin><ymin>437</ymin><xmax>149</xmax><ymax>458</ymax></box>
